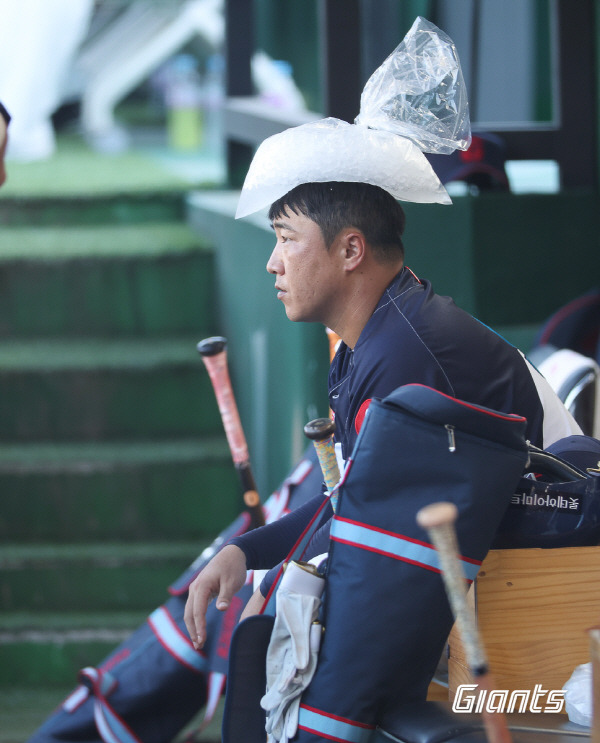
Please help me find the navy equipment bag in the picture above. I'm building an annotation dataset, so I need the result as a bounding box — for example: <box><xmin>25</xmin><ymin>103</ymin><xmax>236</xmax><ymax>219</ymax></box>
<box><xmin>224</xmin><ymin>387</ymin><xmax>600</xmax><ymax>743</ymax></box>
<box><xmin>291</xmin><ymin>384</ymin><xmax>530</xmax><ymax>743</ymax></box>
<box><xmin>493</xmin><ymin>435</ymin><xmax>600</xmax><ymax>549</ymax></box>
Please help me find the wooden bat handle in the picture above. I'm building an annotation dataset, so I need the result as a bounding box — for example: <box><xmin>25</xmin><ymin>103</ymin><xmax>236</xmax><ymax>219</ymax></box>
<box><xmin>417</xmin><ymin>503</ymin><xmax>487</xmax><ymax>673</ymax></box>
<box><xmin>417</xmin><ymin>502</ymin><xmax>512</xmax><ymax>743</ymax></box>
<box><xmin>198</xmin><ymin>337</ymin><xmax>264</xmax><ymax>528</ymax></box>
<box><xmin>304</xmin><ymin>418</ymin><xmax>340</xmax><ymax>510</ymax></box>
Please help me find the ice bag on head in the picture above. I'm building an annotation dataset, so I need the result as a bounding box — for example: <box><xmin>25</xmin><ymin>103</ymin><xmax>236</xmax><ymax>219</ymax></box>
<box><xmin>235</xmin><ymin>117</ymin><xmax>451</xmax><ymax>218</ymax></box>
<box><xmin>355</xmin><ymin>16</ymin><xmax>471</xmax><ymax>155</ymax></box>
<box><xmin>235</xmin><ymin>15</ymin><xmax>471</xmax><ymax>219</ymax></box>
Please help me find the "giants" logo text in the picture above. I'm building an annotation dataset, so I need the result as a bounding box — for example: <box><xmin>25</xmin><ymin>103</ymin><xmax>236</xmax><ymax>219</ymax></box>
<box><xmin>452</xmin><ymin>684</ymin><xmax>565</xmax><ymax>714</ymax></box>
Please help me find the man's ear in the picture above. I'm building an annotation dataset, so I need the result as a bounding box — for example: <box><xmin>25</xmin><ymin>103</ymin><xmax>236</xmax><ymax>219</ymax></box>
<box><xmin>339</xmin><ymin>229</ymin><xmax>367</xmax><ymax>272</ymax></box>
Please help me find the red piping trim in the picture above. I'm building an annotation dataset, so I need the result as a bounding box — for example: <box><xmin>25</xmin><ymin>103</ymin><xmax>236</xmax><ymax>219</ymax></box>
<box><xmin>403</xmin><ymin>384</ymin><xmax>527</xmax><ymax>423</ymax></box>
<box><xmin>260</xmin><ymin>495</ymin><xmax>331</xmax><ymax>613</ymax></box>
<box><xmin>147</xmin><ymin>608</ymin><xmax>206</xmax><ymax>673</ymax></box>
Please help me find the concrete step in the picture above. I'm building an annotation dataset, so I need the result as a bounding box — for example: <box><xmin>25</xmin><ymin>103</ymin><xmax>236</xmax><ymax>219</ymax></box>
<box><xmin>0</xmin><ymin>611</ymin><xmax>148</xmax><ymax>686</ymax></box>
<box><xmin>0</xmin><ymin>190</ymin><xmax>187</xmax><ymax>227</ymax></box>
<box><xmin>0</xmin><ymin>438</ymin><xmax>240</xmax><ymax>541</ymax></box>
<box><xmin>0</xmin><ymin>542</ymin><xmax>207</xmax><ymax>613</ymax></box>
<box><xmin>0</xmin><ymin>223</ymin><xmax>216</xmax><ymax>338</ymax></box>
<box><xmin>0</xmin><ymin>146</ymin><xmax>228</xmax><ymax>731</ymax></box>
<box><xmin>0</xmin><ymin>337</ymin><xmax>223</xmax><ymax>441</ymax></box>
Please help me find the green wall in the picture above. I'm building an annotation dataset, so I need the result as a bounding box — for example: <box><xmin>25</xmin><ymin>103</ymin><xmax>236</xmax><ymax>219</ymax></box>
<box><xmin>403</xmin><ymin>191</ymin><xmax>600</xmax><ymax>330</ymax></box>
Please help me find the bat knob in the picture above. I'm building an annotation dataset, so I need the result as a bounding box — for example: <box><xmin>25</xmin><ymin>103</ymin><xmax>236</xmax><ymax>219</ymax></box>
<box><xmin>197</xmin><ymin>336</ymin><xmax>227</xmax><ymax>357</ymax></box>
<box><xmin>304</xmin><ymin>418</ymin><xmax>335</xmax><ymax>442</ymax></box>
<box><xmin>416</xmin><ymin>501</ymin><xmax>458</xmax><ymax>530</ymax></box>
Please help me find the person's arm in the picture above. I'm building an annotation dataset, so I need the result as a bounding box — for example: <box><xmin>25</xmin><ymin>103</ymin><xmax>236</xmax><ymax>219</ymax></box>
<box><xmin>184</xmin><ymin>491</ymin><xmax>328</xmax><ymax>648</ymax></box>
<box><xmin>229</xmin><ymin>491</ymin><xmax>329</xmax><ymax>569</ymax></box>
<box><xmin>184</xmin><ymin>543</ymin><xmax>248</xmax><ymax>650</ymax></box>
<box><xmin>258</xmin><ymin>517</ymin><xmax>332</xmax><ymax>597</ymax></box>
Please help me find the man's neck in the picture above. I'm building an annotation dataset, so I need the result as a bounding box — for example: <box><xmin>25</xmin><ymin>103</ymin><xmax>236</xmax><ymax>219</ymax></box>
<box><xmin>329</xmin><ymin>263</ymin><xmax>403</xmax><ymax>349</ymax></box>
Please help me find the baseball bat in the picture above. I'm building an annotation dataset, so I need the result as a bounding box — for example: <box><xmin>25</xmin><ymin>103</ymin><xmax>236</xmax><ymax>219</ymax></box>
<box><xmin>325</xmin><ymin>328</ymin><xmax>341</xmax><ymax>419</ymax></box>
<box><xmin>326</xmin><ymin>327</ymin><xmax>341</xmax><ymax>363</ymax></box>
<box><xmin>416</xmin><ymin>502</ymin><xmax>512</xmax><ymax>743</ymax></box>
<box><xmin>304</xmin><ymin>417</ymin><xmax>340</xmax><ymax>511</ymax></box>
<box><xmin>197</xmin><ymin>336</ymin><xmax>265</xmax><ymax>528</ymax></box>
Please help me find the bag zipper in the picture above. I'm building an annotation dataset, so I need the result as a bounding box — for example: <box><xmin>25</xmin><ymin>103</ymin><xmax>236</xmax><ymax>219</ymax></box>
<box><xmin>445</xmin><ymin>424</ymin><xmax>456</xmax><ymax>452</ymax></box>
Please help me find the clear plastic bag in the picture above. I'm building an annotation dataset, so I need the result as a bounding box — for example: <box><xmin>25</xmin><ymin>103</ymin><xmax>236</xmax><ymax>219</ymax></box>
<box><xmin>563</xmin><ymin>662</ymin><xmax>593</xmax><ymax>727</ymax></box>
<box><xmin>236</xmin><ymin>15</ymin><xmax>470</xmax><ymax>218</ymax></box>
<box><xmin>235</xmin><ymin>117</ymin><xmax>451</xmax><ymax>218</ymax></box>
<box><xmin>355</xmin><ymin>16</ymin><xmax>471</xmax><ymax>154</ymax></box>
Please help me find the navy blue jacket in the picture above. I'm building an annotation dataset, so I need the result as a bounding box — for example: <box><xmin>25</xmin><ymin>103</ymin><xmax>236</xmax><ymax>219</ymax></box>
<box><xmin>329</xmin><ymin>267</ymin><xmax>544</xmax><ymax>458</ymax></box>
<box><xmin>232</xmin><ymin>268</ymin><xmax>574</xmax><ymax>585</ymax></box>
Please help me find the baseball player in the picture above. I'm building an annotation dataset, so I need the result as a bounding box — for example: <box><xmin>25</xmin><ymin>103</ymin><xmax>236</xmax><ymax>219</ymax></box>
<box><xmin>183</xmin><ymin>17</ymin><xmax>581</xmax><ymax>651</ymax></box>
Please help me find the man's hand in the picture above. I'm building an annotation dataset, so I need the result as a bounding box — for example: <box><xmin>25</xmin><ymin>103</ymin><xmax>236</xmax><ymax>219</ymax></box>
<box><xmin>184</xmin><ymin>544</ymin><xmax>247</xmax><ymax>650</ymax></box>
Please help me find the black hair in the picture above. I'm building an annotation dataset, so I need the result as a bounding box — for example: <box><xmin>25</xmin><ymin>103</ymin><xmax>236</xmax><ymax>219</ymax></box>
<box><xmin>268</xmin><ymin>181</ymin><xmax>405</xmax><ymax>262</ymax></box>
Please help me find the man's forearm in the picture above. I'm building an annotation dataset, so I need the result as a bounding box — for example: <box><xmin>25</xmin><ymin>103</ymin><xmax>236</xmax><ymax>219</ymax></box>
<box><xmin>229</xmin><ymin>492</ymin><xmax>329</xmax><ymax>569</ymax></box>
